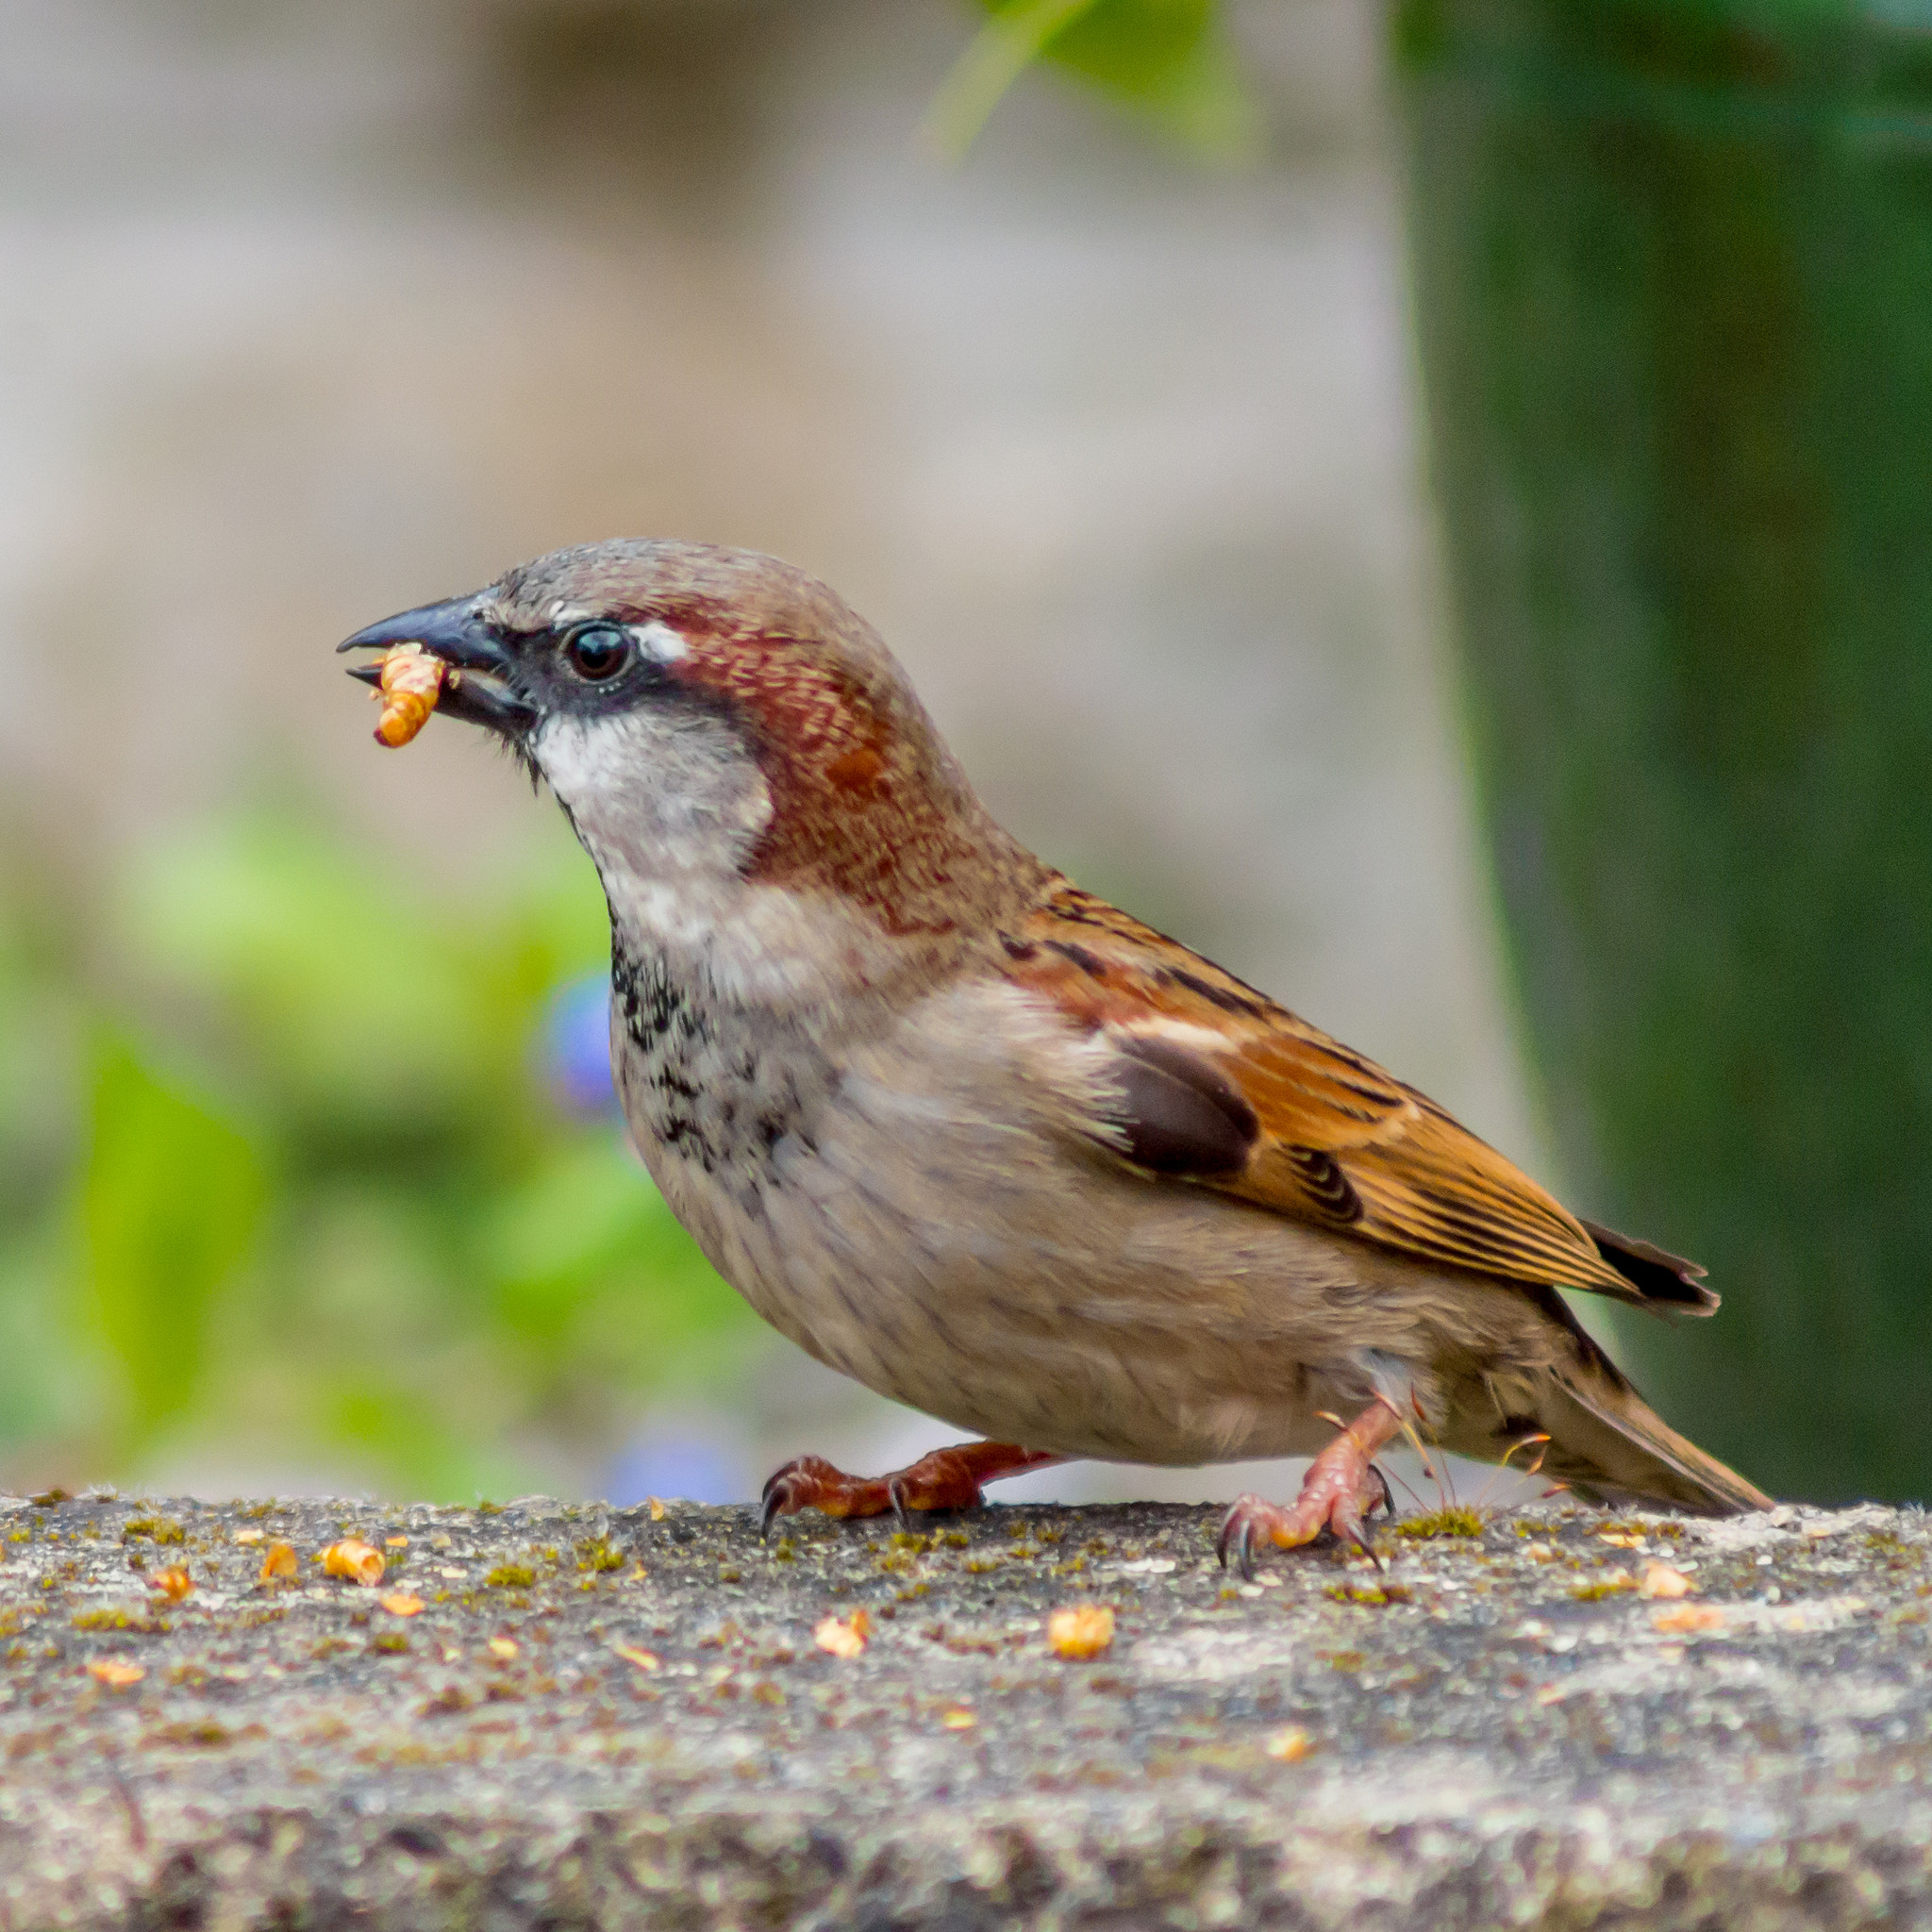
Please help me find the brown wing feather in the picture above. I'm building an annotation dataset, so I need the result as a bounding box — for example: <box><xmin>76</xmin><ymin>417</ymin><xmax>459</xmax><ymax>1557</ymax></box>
<box><xmin>1001</xmin><ymin>884</ymin><xmax>1716</xmax><ymax>1314</ymax></box>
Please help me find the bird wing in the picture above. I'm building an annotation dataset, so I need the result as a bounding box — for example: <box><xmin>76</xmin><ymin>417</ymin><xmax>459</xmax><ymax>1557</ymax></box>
<box><xmin>999</xmin><ymin>883</ymin><xmax>1714</xmax><ymax>1314</ymax></box>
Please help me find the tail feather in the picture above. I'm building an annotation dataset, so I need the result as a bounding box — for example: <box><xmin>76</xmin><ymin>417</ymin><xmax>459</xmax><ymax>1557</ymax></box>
<box><xmin>1467</xmin><ymin>1285</ymin><xmax>1772</xmax><ymax>1515</ymax></box>
<box><xmin>1539</xmin><ymin>1363</ymin><xmax>1772</xmax><ymax>1515</ymax></box>
<box><xmin>1580</xmin><ymin>1219</ymin><xmax>1720</xmax><ymax>1315</ymax></box>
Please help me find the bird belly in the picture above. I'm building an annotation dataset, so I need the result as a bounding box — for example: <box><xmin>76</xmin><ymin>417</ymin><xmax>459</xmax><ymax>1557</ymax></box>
<box><xmin>729</xmin><ymin>1134</ymin><xmax>1404</xmax><ymax>1464</ymax></box>
<box><xmin>612</xmin><ymin>967</ymin><xmax>1574</xmax><ymax>1470</ymax></box>
<box><xmin>614</xmin><ymin>1012</ymin><xmax>1401</xmax><ymax>1465</ymax></box>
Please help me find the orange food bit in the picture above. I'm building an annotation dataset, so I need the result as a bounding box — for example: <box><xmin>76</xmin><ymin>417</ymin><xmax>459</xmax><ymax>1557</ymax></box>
<box><xmin>258</xmin><ymin>1540</ymin><xmax>299</xmax><ymax>1584</ymax></box>
<box><xmin>373</xmin><ymin>643</ymin><xmax>445</xmax><ymax>748</ymax></box>
<box><xmin>380</xmin><ymin>1592</ymin><xmax>425</xmax><ymax>1618</ymax></box>
<box><xmin>1639</xmin><ymin>1561</ymin><xmax>1694</xmax><ymax>1600</ymax></box>
<box><xmin>1047</xmin><ymin>1603</ymin><xmax>1115</xmax><ymax>1660</ymax></box>
<box><xmin>147</xmin><ymin>1565</ymin><xmax>193</xmax><ymax>1603</ymax></box>
<box><xmin>322</xmin><ymin>1539</ymin><xmax>386</xmax><ymax>1587</ymax></box>
<box><xmin>612</xmin><ymin>1643</ymin><xmax>660</xmax><ymax>1673</ymax></box>
<box><xmin>813</xmin><ymin>1608</ymin><xmax>872</xmax><ymax>1659</ymax></box>
<box><xmin>1652</xmin><ymin>1603</ymin><xmax>1726</xmax><ymax>1634</ymax></box>
<box><xmin>87</xmin><ymin>1658</ymin><xmax>145</xmax><ymax>1689</ymax></box>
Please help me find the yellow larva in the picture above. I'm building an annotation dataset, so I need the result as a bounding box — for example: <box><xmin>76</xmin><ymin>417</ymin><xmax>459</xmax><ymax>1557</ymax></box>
<box><xmin>373</xmin><ymin>642</ymin><xmax>446</xmax><ymax>747</ymax></box>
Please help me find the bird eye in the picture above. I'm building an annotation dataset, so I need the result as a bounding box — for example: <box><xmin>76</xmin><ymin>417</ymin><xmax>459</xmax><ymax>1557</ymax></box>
<box><xmin>561</xmin><ymin>623</ymin><xmax>632</xmax><ymax>682</ymax></box>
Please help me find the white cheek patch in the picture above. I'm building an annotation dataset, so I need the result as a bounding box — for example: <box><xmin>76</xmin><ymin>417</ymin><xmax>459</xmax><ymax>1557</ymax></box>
<box><xmin>626</xmin><ymin>620</ymin><xmax>689</xmax><ymax>665</ymax></box>
<box><xmin>532</xmin><ymin>709</ymin><xmax>902</xmax><ymax>1005</ymax></box>
<box><xmin>530</xmin><ymin>711</ymin><xmax>635</xmax><ymax>808</ymax></box>
<box><xmin>532</xmin><ymin>708</ymin><xmax>774</xmax><ymax>882</ymax></box>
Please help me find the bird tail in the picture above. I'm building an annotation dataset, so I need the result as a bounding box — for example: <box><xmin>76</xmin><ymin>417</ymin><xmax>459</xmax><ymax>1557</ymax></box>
<box><xmin>1533</xmin><ymin>1357</ymin><xmax>1772</xmax><ymax>1515</ymax></box>
<box><xmin>1484</xmin><ymin>1288</ymin><xmax>1768</xmax><ymax>1514</ymax></box>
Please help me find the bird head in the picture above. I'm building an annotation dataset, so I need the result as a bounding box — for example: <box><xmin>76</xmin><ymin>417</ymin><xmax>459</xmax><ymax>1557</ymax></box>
<box><xmin>341</xmin><ymin>540</ymin><xmax>1038</xmax><ymax>946</ymax></box>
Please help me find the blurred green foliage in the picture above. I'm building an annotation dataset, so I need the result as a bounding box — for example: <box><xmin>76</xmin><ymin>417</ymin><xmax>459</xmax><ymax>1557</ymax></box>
<box><xmin>82</xmin><ymin>1040</ymin><xmax>266</xmax><ymax>1454</ymax></box>
<box><xmin>0</xmin><ymin>805</ymin><xmax>754</xmax><ymax>1499</ymax></box>
<box><xmin>930</xmin><ymin>0</ymin><xmax>1257</xmax><ymax>159</ymax></box>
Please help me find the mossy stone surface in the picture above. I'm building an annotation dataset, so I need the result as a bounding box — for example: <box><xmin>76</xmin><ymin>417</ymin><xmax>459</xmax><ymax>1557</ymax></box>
<box><xmin>0</xmin><ymin>1491</ymin><xmax>1928</xmax><ymax>1926</ymax></box>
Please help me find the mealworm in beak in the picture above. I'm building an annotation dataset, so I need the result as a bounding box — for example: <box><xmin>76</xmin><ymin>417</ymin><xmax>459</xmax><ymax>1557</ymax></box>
<box><xmin>373</xmin><ymin>643</ymin><xmax>446</xmax><ymax>747</ymax></box>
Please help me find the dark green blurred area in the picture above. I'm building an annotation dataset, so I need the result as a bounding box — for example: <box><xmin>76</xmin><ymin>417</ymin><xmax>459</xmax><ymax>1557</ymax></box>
<box><xmin>0</xmin><ymin>808</ymin><xmax>752</xmax><ymax>1498</ymax></box>
<box><xmin>1396</xmin><ymin>0</ymin><xmax>1932</xmax><ymax>1502</ymax></box>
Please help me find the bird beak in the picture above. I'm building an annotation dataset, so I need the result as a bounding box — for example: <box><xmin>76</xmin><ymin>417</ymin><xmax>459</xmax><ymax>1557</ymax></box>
<box><xmin>337</xmin><ymin>591</ymin><xmax>539</xmax><ymax>736</ymax></box>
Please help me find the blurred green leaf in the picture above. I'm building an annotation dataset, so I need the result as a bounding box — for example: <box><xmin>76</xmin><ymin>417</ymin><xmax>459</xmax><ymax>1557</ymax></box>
<box><xmin>928</xmin><ymin>0</ymin><xmax>1105</xmax><ymax>156</ymax></box>
<box><xmin>80</xmin><ymin>1035</ymin><xmax>266</xmax><ymax>1452</ymax></box>
<box><xmin>116</xmin><ymin>812</ymin><xmax>608</xmax><ymax>1138</ymax></box>
<box><xmin>479</xmin><ymin>1130</ymin><xmax>756</xmax><ymax>1392</ymax></box>
<box><xmin>0</xmin><ymin>801</ymin><xmax>758</xmax><ymax>1499</ymax></box>
<box><xmin>484</xmin><ymin>1133</ymin><xmax>668</xmax><ymax>1294</ymax></box>
<box><xmin>0</xmin><ymin>1227</ymin><xmax>95</xmax><ymax>1452</ymax></box>
<box><xmin>325</xmin><ymin>1376</ymin><xmax>535</xmax><ymax>1507</ymax></box>
<box><xmin>0</xmin><ymin>891</ymin><xmax>83</xmax><ymax>1232</ymax></box>
<box><xmin>930</xmin><ymin>0</ymin><xmax>1260</xmax><ymax>160</ymax></box>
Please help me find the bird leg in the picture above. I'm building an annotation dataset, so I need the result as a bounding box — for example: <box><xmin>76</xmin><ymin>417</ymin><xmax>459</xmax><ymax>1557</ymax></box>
<box><xmin>1217</xmin><ymin>1397</ymin><xmax>1404</xmax><ymax>1578</ymax></box>
<box><xmin>759</xmin><ymin>1441</ymin><xmax>1064</xmax><ymax>1533</ymax></box>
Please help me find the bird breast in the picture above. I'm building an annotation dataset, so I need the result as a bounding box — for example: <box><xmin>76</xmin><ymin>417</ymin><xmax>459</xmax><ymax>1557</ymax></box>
<box><xmin>608</xmin><ymin>940</ymin><xmax>842</xmax><ymax>1213</ymax></box>
<box><xmin>605</xmin><ymin>952</ymin><xmax>1456</xmax><ymax>1465</ymax></box>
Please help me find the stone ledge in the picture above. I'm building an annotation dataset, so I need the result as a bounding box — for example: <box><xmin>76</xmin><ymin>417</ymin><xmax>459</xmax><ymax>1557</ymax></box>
<box><xmin>0</xmin><ymin>1491</ymin><xmax>1926</xmax><ymax>1929</ymax></box>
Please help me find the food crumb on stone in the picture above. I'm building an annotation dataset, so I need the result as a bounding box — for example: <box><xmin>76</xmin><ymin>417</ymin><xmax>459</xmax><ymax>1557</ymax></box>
<box><xmin>1048</xmin><ymin>1603</ymin><xmax>1115</xmax><ymax>1660</ymax></box>
<box><xmin>258</xmin><ymin>1541</ymin><xmax>299</xmax><ymax>1584</ymax></box>
<box><xmin>1652</xmin><ymin>1603</ymin><xmax>1726</xmax><ymax>1634</ymax></box>
<box><xmin>147</xmin><ymin>1565</ymin><xmax>193</xmax><ymax>1602</ymax></box>
<box><xmin>815</xmin><ymin>1609</ymin><xmax>872</xmax><ymax>1659</ymax></box>
<box><xmin>1640</xmin><ymin>1562</ymin><xmax>1694</xmax><ymax>1599</ymax></box>
<box><xmin>322</xmin><ymin>1540</ymin><xmax>385</xmax><ymax>1587</ymax></box>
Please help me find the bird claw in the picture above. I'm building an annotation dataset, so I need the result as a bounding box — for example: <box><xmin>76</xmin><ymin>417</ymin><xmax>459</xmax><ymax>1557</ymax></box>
<box><xmin>758</xmin><ymin>1455</ymin><xmax>847</xmax><ymax>1535</ymax></box>
<box><xmin>1353</xmin><ymin>1466</ymin><xmax>1394</xmax><ymax>1570</ymax></box>
<box><xmin>1216</xmin><ymin>1445</ymin><xmax>1394</xmax><ymax>1578</ymax></box>
<box><xmin>1215</xmin><ymin>1502</ymin><xmax>1262</xmax><ymax>1580</ymax></box>
<box><xmin>753</xmin><ymin>1443</ymin><xmax>1040</xmax><ymax>1533</ymax></box>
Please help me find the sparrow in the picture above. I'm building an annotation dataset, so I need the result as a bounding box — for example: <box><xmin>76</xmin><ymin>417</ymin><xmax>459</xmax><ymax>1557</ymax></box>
<box><xmin>341</xmin><ymin>540</ymin><xmax>1771</xmax><ymax>1570</ymax></box>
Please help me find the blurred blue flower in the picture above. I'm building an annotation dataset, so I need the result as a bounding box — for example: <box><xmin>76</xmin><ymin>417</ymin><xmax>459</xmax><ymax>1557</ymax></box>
<box><xmin>542</xmin><ymin>972</ymin><xmax>618</xmax><ymax>1120</ymax></box>
<box><xmin>603</xmin><ymin>1422</ymin><xmax>752</xmax><ymax>1507</ymax></box>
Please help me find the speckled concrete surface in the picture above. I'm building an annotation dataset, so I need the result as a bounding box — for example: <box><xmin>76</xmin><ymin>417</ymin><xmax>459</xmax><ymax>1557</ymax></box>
<box><xmin>0</xmin><ymin>1492</ymin><xmax>1926</xmax><ymax>1929</ymax></box>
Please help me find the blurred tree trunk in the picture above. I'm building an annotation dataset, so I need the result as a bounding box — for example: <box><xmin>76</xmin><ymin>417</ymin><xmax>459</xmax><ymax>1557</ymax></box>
<box><xmin>1395</xmin><ymin>0</ymin><xmax>1932</xmax><ymax>1502</ymax></box>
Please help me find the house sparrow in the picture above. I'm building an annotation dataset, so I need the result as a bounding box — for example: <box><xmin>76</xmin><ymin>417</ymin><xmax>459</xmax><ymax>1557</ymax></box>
<box><xmin>341</xmin><ymin>540</ymin><xmax>1770</xmax><ymax>1569</ymax></box>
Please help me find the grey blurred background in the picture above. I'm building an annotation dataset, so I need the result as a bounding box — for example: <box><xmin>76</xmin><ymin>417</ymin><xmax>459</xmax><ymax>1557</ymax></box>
<box><xmin>0</xmin><ymin>0</ymin><xmax>1545</xmax><ymax>1509</ymax></box>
